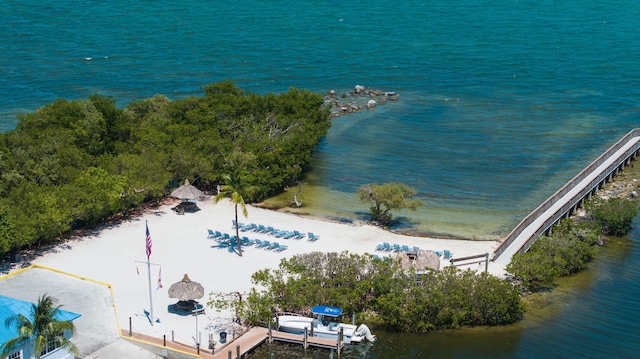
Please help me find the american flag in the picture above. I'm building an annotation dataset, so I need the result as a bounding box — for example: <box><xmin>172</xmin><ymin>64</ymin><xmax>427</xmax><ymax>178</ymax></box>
<box><xmin>146</xmin><ymin>222</ymin><xmax>152</xmax><ymax>260</ymax></box>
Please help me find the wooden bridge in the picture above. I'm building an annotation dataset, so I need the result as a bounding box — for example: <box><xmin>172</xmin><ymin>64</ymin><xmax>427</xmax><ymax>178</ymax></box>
<box><xmin>492</xmin><ymin>128</ymin><xmax>640</xmax><ymax>264</ymax></box>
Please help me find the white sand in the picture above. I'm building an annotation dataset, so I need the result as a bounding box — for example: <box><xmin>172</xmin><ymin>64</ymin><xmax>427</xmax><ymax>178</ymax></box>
<box><xmin>30</xmin><ymin>197</ymin><xmax>499</xmax><ymax>347</ymax></box>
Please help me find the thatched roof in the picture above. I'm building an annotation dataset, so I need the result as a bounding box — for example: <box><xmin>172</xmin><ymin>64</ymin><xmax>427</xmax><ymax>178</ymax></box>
<box><xmin>395</xmin><ymin>250</ymin><xmax>440</xmax><ymax>271</ymax></box>
<box><xmin>170</xmin><ymin>179</ymin><xmax>205</xmax><ymax>200</ymax></box>
<box><xmin>168</xmin><ymin>274</ymin><xmax>205</xmax><ymax>301</ymax></box>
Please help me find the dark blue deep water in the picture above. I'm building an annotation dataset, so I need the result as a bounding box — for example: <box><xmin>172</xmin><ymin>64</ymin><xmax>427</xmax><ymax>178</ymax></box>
<box><xmin>2</xmin><ymin>1</ymin><xmax>640</xmax><ymax>357</ymax></box>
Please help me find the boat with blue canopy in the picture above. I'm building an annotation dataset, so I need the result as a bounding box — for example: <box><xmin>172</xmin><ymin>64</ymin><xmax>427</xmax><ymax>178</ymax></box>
<box><xmin>275</xmin><ymin>305</ymin><xmax>375</xmax><ymax>344</ymax></box>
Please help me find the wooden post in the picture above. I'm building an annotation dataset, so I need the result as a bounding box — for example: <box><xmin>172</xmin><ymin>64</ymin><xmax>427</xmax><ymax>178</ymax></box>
<box><xmin>484</xmin><ymin>253</ymin><xmax>489</xmax><ymax>273</ymax></box>
<box><xmin>172</xmin><ymin>330</ymin><xmax>174</xmax><ymax>342</ymax></box>
<box><xmin>304</xmin><ymin>327</ymin><xmax>308</xmax><ymax>349</ymax></box>
<box><xmin>197</xmin><ymin>343</ymin><xmax>200</xmax><ymax>355</ymax></box>
<box><xmin>236</xmin><ymin>345</ymin><xmax>240</xmax><ymax>359</ymax></box>
<box><xmin>228</xmin><ymin>350</ymin><xmax>232</xmax><ymax>359</ymax></box>
<box><xmin>163</xmin><ymin>335</ymin><xmax>166</xmax><ymax>347</ymax></box>
<box><xmin>352</xmin><ymin>312</ymin><xmax>356</xmax><ymax>325</ymax></box>
<box><xmin>268</xmin><ymin>321</ymin><xmax>273</xmax><ymax>344</ymax></box>
<box><xmin>128</xmin><ymin>317</ymin><xmax>132</xmax><ymax>337</ymax></box>
<box><xmin>337</xmin><ymin>327</ymin><xmax>343</xmax><ymax>355</ymax></box>
<box><xmin>310</xmin><ymin>323</ymin><xmax>314</xmax><ymax>337</ymax></box>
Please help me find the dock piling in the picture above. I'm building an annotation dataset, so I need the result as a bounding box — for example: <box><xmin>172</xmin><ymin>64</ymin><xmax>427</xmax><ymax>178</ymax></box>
<box><xmin>304</xmin><ymin>327</ymin><xmax>309</xmax><ymax>349</ymax></box>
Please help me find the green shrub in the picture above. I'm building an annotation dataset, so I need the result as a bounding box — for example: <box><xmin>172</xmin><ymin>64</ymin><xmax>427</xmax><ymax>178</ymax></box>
<box><xmin>585</xmin><ymin>197</ymin><xmax>639</xmax><ymax>235</ymax></box>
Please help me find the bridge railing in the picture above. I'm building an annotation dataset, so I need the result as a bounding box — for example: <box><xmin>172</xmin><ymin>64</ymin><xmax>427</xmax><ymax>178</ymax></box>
<box><xmin>493</xmin><ymin>128</ymin><xmax>640</xmax><ymax>261</ymax></box>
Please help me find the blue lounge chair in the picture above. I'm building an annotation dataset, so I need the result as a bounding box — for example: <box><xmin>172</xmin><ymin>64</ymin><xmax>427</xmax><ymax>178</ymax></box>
<box><xmin>375</xmin><ymin>243</ymin><xmax>385</xmax><ymax>251</ymax></box>
<box><xmin>267</xmin><ymin>226</ymin><xmax>277</xmax><ymax>234</ymax></box>
<box><xmin>270</xmin><ymin>242</ymin><xmax>285</xmax><ymax>251</ymax></box>
<box><xmin>308</xmin><ymin>232</ymin><xmax>319</xmax><ymax>242</ymax></box>
<box><xmin>402</xmin><ymin>244</ymin><xmax>411</xmax><ymax>252</ymax></box>
<box><xmin>292</xmin><ymin>230</ymin><xmax>305</xmax><ymax>239</ymax></box>
<box><xmin>207</xmin><ymin>229</ymin><xmax>216</xmax><ymax>238</ymax></box>
<box><xmin>444</xmin><ymin>250</ymin><xmax>453</xmax><ymax>259</ymax></box>
<box><xmin>277</xmin><ymin>244</ymin><xmax>288</xmax><ymax>251</ymax></box>
<box><xmin>393</xmin><ymin>244</ymin><xmax>402</xmax><ymax>252</ymax></box>
<box><xmin>274</xmin><ymin>230</ymin><xmax>287</xmax><ymax>238</ymax></box>
<box><xmin>254</xmin><ymin>239</ymin><xmax>264</xmax><ymax>248</ymax></box>
<box><xmin>250</xmin><ymin>223</ymin><xmax>259</xmax><ymax>232</ymax></box>
<box><xmin>241</xmin><ymin>237</ymin><xmax>254</xmax><ymax>246</ymax></box>
<box><xmin>413</xmin><ymin>246</ymin><xmax>420</xmax><ymax>252</ymax></box>
<box><xmin>232</xmin><ymin>220</ymin><xmax>242</xmax><ymax>229</ymax></box>
<box><xmin>283</xmin><ymin>231</ymin><xmax>297</xmax><ymax>239</ymax></box>
<box><xmin>240</xmin><ymin>223</ymin><xmax>253</xmax><ymax>232</ymax></box>
<box><xmin>262</xmin><ymin>240</ymin><xmax>272</xmax><ymax>249</ymax></box>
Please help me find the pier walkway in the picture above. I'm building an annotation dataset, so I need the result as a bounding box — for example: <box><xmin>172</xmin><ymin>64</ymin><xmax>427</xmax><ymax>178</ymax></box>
<box><xmin>122</xmin><ymin>326</ymin><xmax>343</xmax><ymax>358</ymax></box>
<box><xmin>493</xmin><ymin>129</ymin><xmax>640</xmax><ymax>264</ymax></box>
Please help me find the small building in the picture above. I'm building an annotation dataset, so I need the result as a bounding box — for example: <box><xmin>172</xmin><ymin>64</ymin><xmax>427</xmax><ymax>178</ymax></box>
<box><xmin>0</xmin><ymin>295</ymin><xmax>81</xmax><ymax>359</ymax></box>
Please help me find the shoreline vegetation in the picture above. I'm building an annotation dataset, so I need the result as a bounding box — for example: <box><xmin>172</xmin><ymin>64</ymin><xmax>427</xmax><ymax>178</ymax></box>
<box><xmin>1</xmin><ymin>81</ymin><xmax>638</xmax><ymax>334</ymax></box>
<box><xmin>0</xmin><ymin>81</ymin><xmax>404</xmax><ymax>260</ymax></box>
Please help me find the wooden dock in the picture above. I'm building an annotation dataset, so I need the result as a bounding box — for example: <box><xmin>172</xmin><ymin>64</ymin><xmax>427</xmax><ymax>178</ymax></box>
<box><xmin>271</xmin><ymin>330</ymin><xmax>343</xmax><ymax>350</ymax></box>
<box><xmin>122</xmin><ymin>326</ymin><xmax>342</xmax><ymax>358</ymax></box>
<box><xmin>211</xmin><ymin>326</ymin><xmax>268</xmax><ymax>358</ymax></box>
<box><xmin>213</xmin><ymin>327</ymin><xmax>343</xmax><ymax>358</ymax></box>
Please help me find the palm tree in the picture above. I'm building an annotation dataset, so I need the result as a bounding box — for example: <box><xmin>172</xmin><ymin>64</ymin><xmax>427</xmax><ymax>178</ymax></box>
<box><xmin>215</xmin><ymin>173</ymin><xmax>249</xmax><ymax>257</ymax></box>
<box><xmin>1</xmin><ymin>294</ymin><xmax>78</xmax><ymax>359</ymax></box>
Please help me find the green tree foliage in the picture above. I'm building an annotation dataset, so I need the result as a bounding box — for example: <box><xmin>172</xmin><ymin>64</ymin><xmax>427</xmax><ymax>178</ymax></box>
<box><xmin>215</xmin><ymin>252</ymin><xmax>524</xmax><ymax>331</ymax></box>
<box><xmin>1</xmin><ymin>294</ymin><xmax>78</xmax><ymax>359</ymax></box>
<box><xmin>0</xmin><ymin>204</ymin><xmax>24</xmax><ymax>255</ymax></box>
<box><xmin>0</xmin><ymin>81</ymin><xmax>331</xmax><ymax>257</ymax></box>
<box><xmin>506</xmin><ymin>219</ymin><xmax>599</xmax><ymax>291</ymax></box>
<box><xmin>584</xmin><ymin>197</ymin><xmax>639</xmax><ymax>235</ymax></box>
<box><xmin>358</xmin><ymin>182</ymin><xmax>423</xmax><ymax>226</ymax></box>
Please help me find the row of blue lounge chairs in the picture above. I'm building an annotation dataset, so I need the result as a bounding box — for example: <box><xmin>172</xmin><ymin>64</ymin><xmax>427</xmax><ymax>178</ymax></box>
<box><xmin>232</xmin><ymin>220</ymin><xmax>319</xmax><ymax>242</ymax></box>
<box><xmin>207</xmin><ymin>230</ymin><xmax>288</xmax><ymax>252</ymax></box>
<box><xmin>254</xmin><ymin>239</ymin><xmax>288</xmax><ymax>252</ymax></box>
<box><xmin>375</xmin><ymin>242</ymin><xmax>420</xmax><ymax>253</ymax></box>
<box><xmin>208</xmin><ymin>231</ymin><xmax>254</xmax><ymax>245</ymax></box>
<box><xmin>375</xmin><ymin>242</ymin><xmax>453</xmax><ymax>259</ymax></box>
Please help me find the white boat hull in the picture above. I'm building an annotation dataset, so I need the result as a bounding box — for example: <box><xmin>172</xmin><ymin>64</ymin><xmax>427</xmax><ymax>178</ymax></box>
<box><xmin>276</xmin><ymin>314</ymin><xmax>369</xmax><ymax>344</ymax></box>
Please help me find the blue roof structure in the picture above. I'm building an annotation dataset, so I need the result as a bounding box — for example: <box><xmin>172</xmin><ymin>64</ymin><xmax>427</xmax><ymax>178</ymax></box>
<box><xmin>311</xmin><ymin>305</ymin><xmax>343</xmax><ymax>317</ymax></box>
<box><xmin>0</xmin><ymin>295</ymin><xmax>81</xmax><ymax>344</ymax></box>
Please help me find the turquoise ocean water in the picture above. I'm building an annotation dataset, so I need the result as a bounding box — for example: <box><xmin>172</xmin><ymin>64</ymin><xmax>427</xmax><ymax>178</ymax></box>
<box><xmin>2</xmin><ymin>1</ymin><xmax>639</xmax><ymax>357</ymax></box>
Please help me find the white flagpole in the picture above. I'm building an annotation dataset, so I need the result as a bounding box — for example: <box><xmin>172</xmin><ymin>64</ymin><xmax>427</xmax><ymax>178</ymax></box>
<box><xmin>146</xmin><ymin>220</ymin><xmax>154</xmax><ymax>325</ymax></box>
<box><xmin>147</xmin><ymin>256</ymin><xmax>154</xmax><ymax>325</ymax></box>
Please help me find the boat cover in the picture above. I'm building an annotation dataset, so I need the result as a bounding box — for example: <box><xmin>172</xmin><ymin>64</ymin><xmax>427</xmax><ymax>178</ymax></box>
<box><xmin>312</xmin><ymin>305</ymin><xmax>343</xmax><ymax>317</ymax></box>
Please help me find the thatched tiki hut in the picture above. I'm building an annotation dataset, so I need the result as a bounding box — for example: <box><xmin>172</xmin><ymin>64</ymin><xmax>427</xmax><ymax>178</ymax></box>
<box><xmin>395</xmin><ymin>250</ymin><xmax>440</xmax><ymax>272</ymax></box>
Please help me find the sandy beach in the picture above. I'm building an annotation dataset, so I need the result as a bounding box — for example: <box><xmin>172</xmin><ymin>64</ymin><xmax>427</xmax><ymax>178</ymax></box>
<box><xmin>4</xmin><ymin>197</ymin><xmax>499</xmax><ymax>352</ymax></box>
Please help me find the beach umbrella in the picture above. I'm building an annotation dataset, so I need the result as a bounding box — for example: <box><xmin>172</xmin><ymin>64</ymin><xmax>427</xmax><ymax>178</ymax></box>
<box><xmin>168</xmin><ymin>274</ymin><xmax>205</xmax><ymax>302</ymax></box>
<box><xmin>170</xmin><ymin>179</ymin><xmax>205</xmax><ymax>201</ymax></box>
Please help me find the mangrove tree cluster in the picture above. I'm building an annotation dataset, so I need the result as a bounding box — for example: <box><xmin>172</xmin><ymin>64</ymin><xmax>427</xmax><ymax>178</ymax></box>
<box><xmin>209</xmin><ymin>251</ymin><xmax>525</xmax><ymax>333</ymax></box>
<box><xmin>0</xmin><ymin>81</ymin><xmax>332</xmax><ymax>257</ymax></box>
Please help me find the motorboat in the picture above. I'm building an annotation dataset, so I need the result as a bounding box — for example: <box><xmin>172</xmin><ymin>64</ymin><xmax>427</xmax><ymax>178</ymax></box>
<box><xmin>275</xmin><ymin>305</ymin><xmax>376</xmax><ymax>344</ymax></box>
